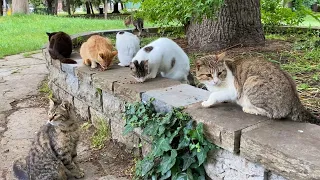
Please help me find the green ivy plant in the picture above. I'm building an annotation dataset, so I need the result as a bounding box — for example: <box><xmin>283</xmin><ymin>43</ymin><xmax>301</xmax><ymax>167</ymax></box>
<box><xmin>123</xmin><ymin>98</ymin><xmax>218</xmax><ymax>180</ymax></box>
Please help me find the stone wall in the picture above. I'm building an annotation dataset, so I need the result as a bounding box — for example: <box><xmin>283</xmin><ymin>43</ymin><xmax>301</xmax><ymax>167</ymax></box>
<box><xmin>43</xmin><ymin>29</ymin><xmax>320</xmax><ymax>180</ymax></box>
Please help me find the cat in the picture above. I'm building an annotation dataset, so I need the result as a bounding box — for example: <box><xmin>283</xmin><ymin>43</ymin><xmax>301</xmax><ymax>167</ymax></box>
<box><xmin>46</xmin><ymin>31</ymin><xmax>77</xmax><ymax>64</ymax></box>
<box><xmin>130</xmin><ymin>37</ymin><xmax>191</xmax><ymax>83</ymax></box>
<box><xmin>13</xmin><ymin>99</ymin><xmax>84</xmax><ymax>180</ymax></box>
<box><xmin>124</xmin><ymin>16</ymin><xmax>144</xmax><ymax>36</ymax></box>
<box><xmin>80</xmin><ymin>35</ymin><xmax>117</xmax><ymax>71</ymax></box>
<box><xmin>196</xmin><ymin>52</ymin><xmax>320</xmax><ymax>124</ymax></box>
<box><xmin>116</xmin><ymin>31</ymin><xmax>140</xmax><ymax>67</ymax></box>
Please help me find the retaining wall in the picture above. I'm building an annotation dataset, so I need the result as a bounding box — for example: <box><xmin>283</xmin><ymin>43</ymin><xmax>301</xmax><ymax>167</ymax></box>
<box><xmin>43</xmin><ymin>29</ymin><xmax>320</xmax><ymax>180</ymax></box>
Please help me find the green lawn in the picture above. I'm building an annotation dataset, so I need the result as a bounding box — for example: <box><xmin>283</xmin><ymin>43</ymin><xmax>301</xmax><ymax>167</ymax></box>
<box><xmin>299</xmin><ymin>14</ymin><xmax>320</xmax><ymax>27</ymax></box>
<box><xmin>0</xmin><ymin>14</ymin><xmax>153</xmax><ymax>58</ymax></box>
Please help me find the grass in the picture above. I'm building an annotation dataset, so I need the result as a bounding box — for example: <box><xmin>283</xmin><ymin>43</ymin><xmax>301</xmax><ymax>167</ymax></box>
<box><xmin>39</xmin><ymin>78</ymin><xmax>53</xmax><ymax>98</ymax></box>
<box><xmin>300</xmin><ymin>14</ymin><xmax>320</xmax><ymax>27</ymax></box>
<box><xmin>91</xmin><ymin>118</ymin><xmax>110</xmax><ymax>149</ymax></box>
<box><xmin>0</xmin><ymin>14</ymin><xmax>154</xmax><ymax>58</ymax></box>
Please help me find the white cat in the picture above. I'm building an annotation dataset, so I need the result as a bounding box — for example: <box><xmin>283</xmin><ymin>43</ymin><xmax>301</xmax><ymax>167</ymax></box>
<box><xmin>129</xmin><ymin>38</ymin><xmax>190</xmax><ymax>83</ymax></box>
<box><xmin>116</xmin><ymin>31</ymin><xmax>140</xmax><ymax>66</ymax></box>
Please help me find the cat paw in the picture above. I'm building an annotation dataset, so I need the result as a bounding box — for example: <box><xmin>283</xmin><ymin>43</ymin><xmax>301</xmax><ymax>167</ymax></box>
<box><xmin>201</xmin><ymin>101</ymin><xmax>213</xmax><ymax>108</ymax></box>
<box><xmin>74</xmin><ymin>168</ymin><xmax>85</xmax><ymax>179</ymax></box>
<box><xmin>242</xmin><ymin>107</ymin><xmax>259</xmax><ymax>115</ymax></box>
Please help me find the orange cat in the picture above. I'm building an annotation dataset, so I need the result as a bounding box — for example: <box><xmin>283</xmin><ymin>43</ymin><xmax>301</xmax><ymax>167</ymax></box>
<box><xmin>80</xmin><ymin>35</ymin><xmax>117</xmax><ymax>71</ymax></box>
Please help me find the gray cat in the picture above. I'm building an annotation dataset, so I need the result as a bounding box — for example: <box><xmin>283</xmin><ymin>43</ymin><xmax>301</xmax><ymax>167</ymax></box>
<box><xmin>196</xmin><ymin>52</ymin><xmax>319</xmax><ymax>124</ymax></box>
<box><xmin>13</xmin><ymin>99</ymin><xmax>84</xmax><ymax>180</ymax></box>
<box><xmin>124</xmin><ymin>16</ymin><xmax>144</xmax><ymax>36</ymax></box>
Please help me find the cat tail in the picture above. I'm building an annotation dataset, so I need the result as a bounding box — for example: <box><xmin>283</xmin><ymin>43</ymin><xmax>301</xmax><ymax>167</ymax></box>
<box><xmin>291</xmin><ymin>104</ymin><xmax>320</xmax><ymax>125</ymax></box>
<box><xmin>48</xmin><ymin>48</ymin><xmax>77</xmax><ymax>64</ymax></box>
<box><xmin>187</xmin><ymin>72</ymin><xmax>196</xmax><ymax>86</ymax></box>
<box><xmin>13</xmin><ymin>158</ymin><xmax>29</xmax><ymax>180</ymax></box>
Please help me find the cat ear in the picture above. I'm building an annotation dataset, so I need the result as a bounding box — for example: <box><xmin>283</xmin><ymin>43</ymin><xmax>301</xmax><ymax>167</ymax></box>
<box><xmin>196</xmin><ymin>60</ymin><xmax>202</xmax><ymax>71</ymax></box>
<box><xmin>49</xmin><ymin>98</ymin><xmax>55</xmax><ymax>109</ymax></box>
<box><xmin>224</xmin><ymin>60</ymin><xmax>234</xmax><ymax>73</ymax></box>
<box><xmin>60</xmin><ymin>100</ymin><xmax>70</xmax><ymax>110</ymax></box>
<box><xmin>46</xmin><ymin>32</ymin><xmax>51</xmax><ymax>36</ymax></box>
<box><xmin>111</xmin><ymin>51</ymin><xmax>118</xmax><ymax>57</ymax></box>
<box><xmin>216</xmin><ymin>52</ymin><xmax>226</xmax><ymax>61</ymax></box>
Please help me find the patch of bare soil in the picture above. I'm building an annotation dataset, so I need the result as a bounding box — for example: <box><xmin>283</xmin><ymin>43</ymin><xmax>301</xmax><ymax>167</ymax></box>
<box><xmin>172</xmin><ymin>38</ymin><xmax>319</xmax><ymax>118</ymax></box>
<box><xmin>78</xmin><ymin>125</ymin><xmax>135</xmax><ymax>179</ymax></box>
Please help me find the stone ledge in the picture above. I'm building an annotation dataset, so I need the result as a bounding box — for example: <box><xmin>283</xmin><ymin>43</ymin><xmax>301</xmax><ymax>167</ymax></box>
<box><xmin>241</xmin><ymin>121</ymin><xmax>320</xmax><ymax>180</ymax></box>
<box><xmin>184</xmin><ymin>103</ymin><xmax>270</xmax><ymax>153</ymax></box>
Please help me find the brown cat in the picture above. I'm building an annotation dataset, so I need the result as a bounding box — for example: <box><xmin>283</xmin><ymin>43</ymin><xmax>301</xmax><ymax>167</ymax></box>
<box><xmin>195</xmin><ymin>52</ymin><xmax>320</xmax><ymax>125</ymax></box>
<box><xmin>80</xmin><ymin>35</ymin><xmax>117</xmax><ymax>71</ymax></box>
<box><xmin>46</xmin><ymin>31</ymin><xmax>77</xmax><ymax>64</ymax></box>
<box><xmin>13</xmin><ymin>99</ymin><xmax>84</xmax><ymax>180</ymax></box>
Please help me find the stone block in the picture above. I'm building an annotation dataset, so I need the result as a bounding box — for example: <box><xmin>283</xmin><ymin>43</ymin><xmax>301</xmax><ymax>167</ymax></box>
<box><xmin>61</xmin><ymin>55</ymin><xmax>82</xmax><ymax>76</ymax></box>
<box><xmin>90</xmin><ymin>107</ymin><xmax>108</xmax><ymax>127</ymax></box>
<box><xmin>74</xmin><ymin>97</ymin><xmax>90</xmax><ymax>121</ymax></box>
<box><xmin>75</xmin><ymin>66</ymin><xmax>97</xmax><ymax>85</ymax></box>
<box><xmin>240</xmin><ymin>121</ymin><xmax>320</xmax><ymax>180</ymax></box>
<box><xmin>142</xmin><ymin>84</ymin><xmax>210</xmax><ymax>112</ymax></box>
<box><xmin>77</xmin><ymin>81</ymin><xmax>102</xmax><ymax>112</ymax></box>
<box><xmin>49</xmin><ymin>66</ymin><xmax>67</xmax><ymax>89</ymax></box>
<box><xmin>65</xmin><ymin>73</ymin><xmax>79</xmax><ymax>95</ymax></box>
<box><xmin>204</xmin><ymin>149</ymin><xmax>265</xmax><ymax>180</ymax></box>
<box><xmin>111</xmin><ymin>122</ymin><xmax>140</xmax><ymax>149</ymax></box>
<box><xmin>102</xmin><ymin>91</ymin><xmax>125</xmax><ymax>116</ymax></box>
<box><xmin>268</xmin><ymin>172</ymin><xmax>287</xmax><ymax>180</ymax></box>
<box><xmin>184</xmin><ymin>103</ymin><xmax>269</xmax><ymax>153</ymax></box>
<box><xmin>92</xmin><ymin>65</ymin><xmax>132</xmax><ymax>93</ymax></box>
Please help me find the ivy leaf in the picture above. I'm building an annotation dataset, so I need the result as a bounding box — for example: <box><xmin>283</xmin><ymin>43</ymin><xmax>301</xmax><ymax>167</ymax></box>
<box><xmin>169</xmin><ymin>127</ymin><xmax>182</xmax><ymax>143</ymax></box>
<box><xmin>181</xmin><ymin>152</ymin><xmax>196</xmax><ymax>171</ymax></box>
<box><xmin>159</xmin><ymin>169</ymin><xmax>171</xmax><ymax>180</ymax></box>
<box><xmin>196</xmin><ymin>146</ymin><xmax>210</xmax><ymax>166</ymax></box>
<box><xmin>143</xmin><ymin>123</ymin><xmax>158</xmax><ymax>136</ymax></box>
<box><xmin>191</xmin><ymin>123</ymin><xmax>204</xmax><ymax>143</ymax></box>
<box><xmin>177</xmin><ymin>136</ymin><xmax>190</xmax><ymax>150</ymax></box>
<box><xmin>158</xmin><ymin>125</ymin><xmax>166</xmax><ymax>137</ymax></box>
<box><xmin>123</xmin><ymin>124</ymin><xmax>134</xmax><ymax>135</ymax></box>
<box><xmin>153</xmin><ymin>137</ymin><xmax>172</xmax><ymax>157</ymax></box>
<box><xmin>158</xmin><ymin>150</ymin><xmax>177</xmax><ymax>175</ymax></box>
<box><xmin>187</xmin><ymin>168</ymin><xmax>194</xmax><ymax>180</ymax></box>
<box><xmin>173</xmin><ymin>173</ymin><xmax>188</xmax><ymax>180</ymax></box>
<box><xmin>141</xmin><ymin>158</ymin><xmax>154</xmax><ymax>176</ymax></box>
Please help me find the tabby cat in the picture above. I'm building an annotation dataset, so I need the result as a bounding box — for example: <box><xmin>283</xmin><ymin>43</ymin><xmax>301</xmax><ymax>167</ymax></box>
<box><xmin>124</xmin><ymin>16</ymin><xmax>144</xmax><ymax>36</ymax></box>
<box><xmin>46</xmin><ymin>31</ymin><xmax>77</xmax><ymax>64</ymax></box>
<box><xmin>80</xmin><ymin>35</ymin><xmax>117</xmax><ymax>71</ymax></box>
<box><xmin>13</xmin><ymin>99</ymin><xmax>84</xmax><ymax>180</ymax></box>
<box><xmin>196</xmin><ymin>52</ymin><xmax>320</xmax><ymax>124</ymax></box>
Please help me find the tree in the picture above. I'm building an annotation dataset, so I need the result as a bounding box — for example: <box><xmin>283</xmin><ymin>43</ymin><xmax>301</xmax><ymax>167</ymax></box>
<box><xmin>134</xmin><ymin>0</ymin><xmax>265</xmax><ymax>51</ymax></box>
<box><xmin>186</xmin><ymin>0</ymin><xmax>265</xmax><ymax>51</ymax></box>
<box><xmin>12</xmin><ymin>0</ymin><xmax>29</xmax><ymax>14</ymax></box>
<box><xmin>112</xmin><ymin>1</ymin><xmax>120</xmax><ymax>13</ymax></box>
<box><xmin>0</xmin><ymin>0</ymin><xmax>3</xmax><ymax>16</ymax></box>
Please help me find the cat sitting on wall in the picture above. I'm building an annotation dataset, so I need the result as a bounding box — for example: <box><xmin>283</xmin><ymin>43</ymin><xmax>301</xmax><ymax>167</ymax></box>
<box><xmin>46</xmin><ymin>31</ymin><xmax>77</xmax><ymax>64</ymax></box>
<box><xmin>130</xmin><ymin>37</ymin><xmax>192</xmax><ymax>84</ymax></box>
<box><xmin>195</xmin><ymin>52</ymin><xmax>320</xmax><ymax>125</ymax></box>
<box><xmin>80</xmin><ymin>35</ymin><xmax>117</xmax><ymax>71</ymax></box>
<box><xmin>13</xmin><ymin>99</ymin><xmax>84</xmax><ymax>180</ymax></box>
<box><xmin>116</xmin><ymin>31</ymin><xmax>140</xmax><ymax>67</ymax></box>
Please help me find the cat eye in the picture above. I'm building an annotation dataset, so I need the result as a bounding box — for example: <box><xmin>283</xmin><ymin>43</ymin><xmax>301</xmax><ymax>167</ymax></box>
<box><xmin>218</xmin><ymin>72</ymin><xmax>222</xmax><ymax>76</ymax></box>
<box><xmin>206</xmin><ymin>74</ymin><xmax>212</xmax><ymax>77</ymax></box>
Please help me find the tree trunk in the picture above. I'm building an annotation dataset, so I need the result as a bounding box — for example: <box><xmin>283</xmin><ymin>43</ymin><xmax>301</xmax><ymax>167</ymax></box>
<box><xmin>66</xmin><ymin>0</ymin><xmax>71</xmax><ymax>15</ymax></box>
<box><xmin>54</xmin><ymin>0</ymin><xmax>58</xmax><ymax>15</ymax></box>
<box><xmin>85</xmin><ymin>1</ymin><xmax>90</xmax><ymax>14</ymax></box>
<box><xmin>112</xmin><ymin>2</ymin><xmax>119</xmax><ymax>13</ymax></box>
<box><xmin>104</xmin><ymin>0</ymin><xmax>108</xmax><ymax>19</ymax></box>
<box><xmin>0</xmin><ymin>0</ymin><xmax>3</xmax><ymax>16</ymax></box>
<box><xmin>47</xmin><ymin>0</ymin><xmax>54</xmax><ymax>14</ymax></box>
<box><xmin>186</xmin><ymin>0</ymin><xmax>265</xmax><ymax>52</ymax></box>
<box><xmin>120</xmin><ymin>2</ymin><xmax>123</xmax><ymax>10</ymax></box>
<box><xmin>89</xmin><ymin>2</ymin><xmax>94</xmax><ymax>14</ymax></box>
<box><xmin>12</xmin><ymin>0</ymin><xmax>29</xmax><ymax>14</ymax></box>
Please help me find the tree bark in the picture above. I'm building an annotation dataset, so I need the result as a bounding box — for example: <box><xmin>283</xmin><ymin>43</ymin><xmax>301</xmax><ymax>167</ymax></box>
<box><xmin>104</xmin><ymin>0</ymin><xmax>108</xmax><ymax>19</ymax></box>
<box><xmin>85</xmin><ymin>1</ymin><xmax>90</xmax><ymax>14</ymax></box>
<box><xmin>186</xmin><ymin>0</ymin><xmax>265</xmax><ymax>52</ymax></box>
<box><xmin>12</xmin><ymin>0</ymin><xmax>29</xmax><ymax>14</ymax></box>
<box><xmin>66</xmin><ymin>0</ymin><xmax>71</xmax><ymax>15</ymax></box>
<box><xmin>0</xmin><ymin>0</ymin><xmax>3</xmax><ymax>16</ymax></box>
<box><xmin>112</xmin><ymin>2</ymin><xmax>119</xmax><ymax>13</ymax></box>
<box><xmin>47</xmin><ymin>0</ymin><xmax>54</xmax><ymax>14</ymax></box>
<box><xmin>89</xmin><ymin>2</ymin><xmax>94</xmax><ymax>14</ymax></box>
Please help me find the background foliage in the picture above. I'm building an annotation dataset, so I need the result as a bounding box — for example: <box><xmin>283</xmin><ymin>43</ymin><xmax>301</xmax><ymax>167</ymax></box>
<box><xmin>123</xmin><ymin>99</ymin><xmax>218</xmax><ymax>179</ymax></box>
